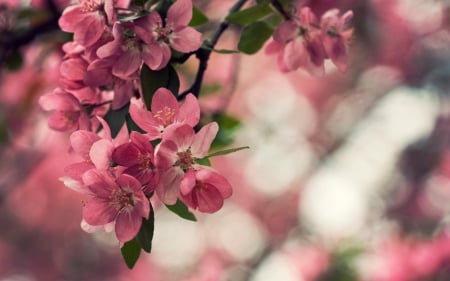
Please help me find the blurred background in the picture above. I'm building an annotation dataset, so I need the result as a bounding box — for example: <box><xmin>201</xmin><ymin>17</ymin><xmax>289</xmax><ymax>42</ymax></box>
<box><xmin>2</xmin><ymin>0</ymin><xmax>450</xmax><ymax>280</ymax></box>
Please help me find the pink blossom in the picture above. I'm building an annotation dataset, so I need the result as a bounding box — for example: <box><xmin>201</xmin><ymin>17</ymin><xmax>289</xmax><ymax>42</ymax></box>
<box><xmin>39</xmin><ymin>88</ymin><xmax>90</xmax><ymax>131</ymax></box>
<box><xmin>82</xmin><ymin>170</ymin><xmax>149</xmax><ymax>243</ymax></box>
<box><xmin>130</xmin><ymin>87</ymin><xmax>200</xmax><ymax>140</ymax></box>
<box><xmin>58</xmin><ymin>0</ymin><xmax>114</xmax><ymax>47</ymax></box>
<box><xmin>84</xmin><ymin>58</ymin><xmax>135</xmax><ymax>109</ymax></box>
<box><xmin>133</xmin><ymin>0</ymin><xmax>202</xmax><ymax>69</ymax></box>
<box><xmin>180</xmin><ymin>168</ymin><xmax>232</xmax><ymax>213</ymax></box>
<box><xmin>155</xmin><ymin>123</ymin><xmax>218</xmax><ymax>204</ymax></box>
<box><xmin>59</xmin><ymin>56</ymin><xmax>99</xmax><ymax>104</ymax></box>
<box><xmin>61</xmin><ymin>129</ymin><xmax>101</xmax><ymax>192</ymax></box>
<box><xmin>88</xmin><ymin>117</ymin><xmax>129</xmax><ymax>171</ymax></box>
<box><xmin>266</xmin><ymin>7</ymin><xmax>326</xmax><ymax>75</ymax></box>
<box><xmin>96</xmin><ymin>22</ymin><xmax>161</xmax><ymax>78</ymax></box>
<box><xmin>320</xmin><ymin>9</ymin><xmax>353</xmax><ymax>72</ymax></box>
<box><xmin>112</xmin><ymin>131</ymin><xmax>159</xmax><ymax>192</ymax></box>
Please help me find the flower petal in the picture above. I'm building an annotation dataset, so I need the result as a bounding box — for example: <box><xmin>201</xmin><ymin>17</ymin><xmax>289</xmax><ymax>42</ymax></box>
<box><xmin>129</xmin><ymin>103</ymin><xmax>161</xmax><ymax>139</ymax></box>
<box><xmin>83</xmin><ymin>197</ymin><xmax>117</xmax><ymax>226</ymax></box>
<box><xmin>177</xmin><ymin>93</ymin><xmax>200</xmax><ymax>127</ymax></box>
<box><xmin>171</xmin><ymin>27</ymin><xmax>202</xmax><ymax>53</ymax></box>
<box><xmin>115</xmin><ymin>211</ymin><xmax>142</xmax><ymax>243</ymax></box>
<box><xmin>156</xmin><ymin>167</ymin><xmax>183</xmax><ymax>204</ymax></box>
<box><xmin>166</xmin><ymin>0</ymin><xmax>192</xmax><ymax>28</ymax></box>
<box><xmin>112</xmin><ymin>143</ymin><xmax>140</xmax><ymax>167</ymax></box>
<box><xmin>190</xmin><ymin>122</ymin><xmax>218</xmax><ymax>158</ymax></box>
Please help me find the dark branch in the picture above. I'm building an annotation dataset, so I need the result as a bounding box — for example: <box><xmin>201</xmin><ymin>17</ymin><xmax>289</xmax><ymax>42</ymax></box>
<box><xmin>270</xmin><ymin>0</ymin><xmax>292</xmax><ymax>21</ymax></box>
<box><xmin>0</xmin><ymin>0</ymin><xmax>61</xmax><ymax>67</ymax></box>
<box><xmin>178</xmin><ymin>0</ymin><xmax>248</xmax><ymax>100</ymax></box>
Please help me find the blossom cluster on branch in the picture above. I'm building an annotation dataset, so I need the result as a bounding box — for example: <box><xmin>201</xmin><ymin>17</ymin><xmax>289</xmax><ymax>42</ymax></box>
<box><xmin>35</xmin><ymin>0</ymin><xmax>353</xmax><ymax>268</ymax></box>
<box><xmin>266</xmin><ymin>5</ymin><xmax>353</xmax><ymax>74</ymax></box>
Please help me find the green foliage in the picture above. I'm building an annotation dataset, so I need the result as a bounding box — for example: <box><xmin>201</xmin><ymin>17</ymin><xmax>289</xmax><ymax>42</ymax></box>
<box><xmin>264</xmin><ymin>13</ymin><xmax>283</xmax><ymax>28</ymax></box>
<box><xmin>117</xmin><ymin>10</ymin><xmax>149</xmax><ymax>22</ymax></box>
<box><xmin>237</xmin><ymin>21</ymin><xmax>273</xmax><ymax>54</ymax></box>
<box><xmin>125</xmin><ymin>113</ymin><xmax>145</xmax><ymax>134</ymax></box>
<box><xmin>140</xmin><ymin>64</ymin><xmax>180</xmax><ymax>109</ymax></box>
<box><xmin>136</xmin><ymin>204</ymin><xmax>154</xmax><ymax>253</ymax></box>
<box><xmin>165</xmin><ymin>199</ymin><xmax>197</xmax><ymax>221</ymax></box>
<box><xmin>316</xmin><ymin>246</ymin><xmax>363</xmax><ymax>281</ymax></box>
<box><xmin>210</xmin><ymin>49</ymin><xmax>239</xmax><ymax>54</ymax></box>
<box><xmin>199</xmin><ymin>83</ymin><xmax>222</xmax><ymax>96</ymax></box>
<box><xmin>206</xmin><ymin>146</ymin><xmax>249</xmax><ymax>158</ymax></box>
<box><xmin>5</xmin><ymin>51</ymin><xmax>24</xmax><ymax>72</ymax></box>
<box><xmin>121</xmin><ymin>238</ymin><xmax>141</xmax><ymax>269</ymax></box>
<box><xmin>189</xmin><ymin>6</ymin><xmax>208</xmax><ymax>26</ymax></box>
<box><xmin>0</xmin><ymin>115</ymin><xmax>8</xmax><ymax>145</ymax></box>
<box><xmin>103</xmin><ymin>103</ymin><xmax>130</xmax><ymax>138</ymax></box>
<box><xmin>196</xmin><ymin>157</ymin><xmax>211</xmax><ymax>166</ymax></box>
<box><xmin>226</xmin><ymin>2</ymin><xmax>272</xmax><ymax>26</ymax></box>
<box><xmin>132</xmin><ymin>0</ymin><xmax>149</xmax><ymax>7</ymax></box>
<box><xmin>211</xmin><ymin>113</ymin><xmax>241</xmax><ymax>149</ymax></box>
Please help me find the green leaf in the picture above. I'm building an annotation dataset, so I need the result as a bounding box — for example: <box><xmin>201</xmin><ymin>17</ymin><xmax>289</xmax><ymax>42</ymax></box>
<box><xmin>125</xmin><ymin>113</ymin><xmax>145</xmax><ymax>134</ymax></box>
<box><xmin>103</xmin><ymin>103</ymin><xmax>130</xmax><ymax>138</ymax></box>
<box><xmin>121</xmin><ymin>238</ymin><xmax>141</xmax><ymax>269</ymax></box>
<box><xmin>136</xmin><ymin>203</ymin><xmax>154</xmax><ymax>253</ymax></box>
<box><xmin>189</xmin><ymin>6</ymin><xmax>208</xmax><ymax>26</ymax></box>
<box><xmin>211</xmin><ymin>113</ymin><xmax>241</xmax><ymax>149</ymax></box>
<box><xmin>5</xmin><ymin>51</ymin><xmax>23</xmax><ymax>71</ymax></box>
<box><xmin>117</xmin><ymin>10</ymin><xmax>149</xmax><ymax>22</ymax></box>
<box><xmin>167</xmin><ymin>64</ymin><xmax>180</xmax><ymax>95</ymax></box>
<box><xmin>211</xmin><ymin>49</ymin><xmax>239</xmax><ymax>54</ymax></box>
<box><xmin>165</xmin><ymin>199</ymin><xmax>197</xmax><ymax>221</ymax></box>
<box><xmin>264</xmin><ymin>13</ymin><xmax>283</xmax><ymax>28</ymax></box>
<box><xmin>206</xmin><ymin>146</ymin><xmax>249</xmax><ymax>158</ymax></box>
<box><xmin>140</xmin><ymin>64</ymin><xmax>180</xmax><ymax>109</ymax></box>
<box><xmin>132</xmin><ymin>0</ymin><xmax>148</xmax><ymax>7</ymax></box>
<box><xmin>196</xmin><ymin>157</ymin><xmax>211</xmax><ymax>166</ymax></box>
<box><xmin>199</xmin><ymin>83</ymin><xmax>222</xmax><ymax>96</ymax></box>
<box><xmin>226</xmin><ymin>3</ymin><xmax>272</xmax><ymax>26</ymax></box>
<box><xmin>238</xmin><ymin>21</ymin><xmax>273</xmax><ymax>54</ymax></box>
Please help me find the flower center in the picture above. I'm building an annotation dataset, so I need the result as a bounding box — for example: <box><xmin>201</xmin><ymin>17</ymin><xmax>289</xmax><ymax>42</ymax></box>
<box><xmin>62</xmin><ymin>111</ymin><xmax>80</xmax><ymax>127</ymax></box>
<box><xmin>80</xmin><ymin>0</ymin><xmax>100</xmax><ymax>13</ymax></box>
<box><xmin>110</xmin><ymin>188</ymin><xmax>134</xmax><ymax>212</ymax></box>
<box><xmin>153</xmin><ymin>106</ymin><xmax>175</xmax><ymax>127</ymax></box>
<box><xmin>177</xmin><ymin>150</ymin><xmax>195</xmax><ymax>171</ymax></box>
<box><xmin>138</xmin><ymin>153</ymin><xmax>155</xmax><ymax>172</ymax></box>
<box><xmin>153</xmin><ymin>25</ymin><xmax>173</xmax><ymax>43</ymax></box>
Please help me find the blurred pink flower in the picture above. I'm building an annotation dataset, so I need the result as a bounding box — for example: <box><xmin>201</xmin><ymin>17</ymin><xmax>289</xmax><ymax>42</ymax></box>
<box><xmin>59</xmin><ymin>0</ymin><xmax>114</xmax><ymax>47</ymax></box>
<box><xmin>59</xmin><ymin>56</ymin><xmax>100</xmax><ymax>104</ymax></box>
<box><xmin>61</xmin><ymin>129</ymin><xmax>101</xmax><ymax>192</ymax></box>
<box><xmin>39</xmin><ymin>88</ymin><xmax>90</xmax><ymax>132</ymax></box>
<box><xmin>84</xmin><ymin>58</ymin><xmax>135</xmax><ymax>109</ymax></box>
<box><xmin>320</xmin><ymin>9</ymin><xmax>354</xmax><ymax>72</ymax></box>
<box><xmin>82</xmin><ymin>170</ymin><xmax>149</xmax><ymax>243</ymax></box>
<box><xmin>266</xmin><ymin>7</ymin><xmax>326</xmax><ymax>75</ymax></box>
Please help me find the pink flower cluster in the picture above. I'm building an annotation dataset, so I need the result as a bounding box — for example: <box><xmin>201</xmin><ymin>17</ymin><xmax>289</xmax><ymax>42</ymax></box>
<box><xmin>266</xmin><ymin>6</ymin><xmax>353</xmax><ymax>75</ymax></box>
<box><xmin>61</xmin><ymin>88</ymin><xmax>232</xmax><ymax>244</ymax></box>
<box><xmin>38</xmin><ymin>0</ymin><xmax>232</xmax><ymax>245</ymax></box>
<box><xmin>39</xmin><ymin>0</ymin><xmax>202</xmax><ymax>131</ymax></box>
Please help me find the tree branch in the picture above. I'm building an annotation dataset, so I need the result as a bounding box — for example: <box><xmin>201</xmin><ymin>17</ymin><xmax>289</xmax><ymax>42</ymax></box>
<box><xmin>270</xmin><ymin>0</ymin><xmax>292</xmax><ymax>21</ymax></box>
<box><xmin>178</xmin><ymin>0</ymin><xmax>248</xmax><ymax>100</ymax></box>
<box><xmin>0</xmin><ymin>0</ymin><xmax>61</xmax><ymax>67</ymax></box>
